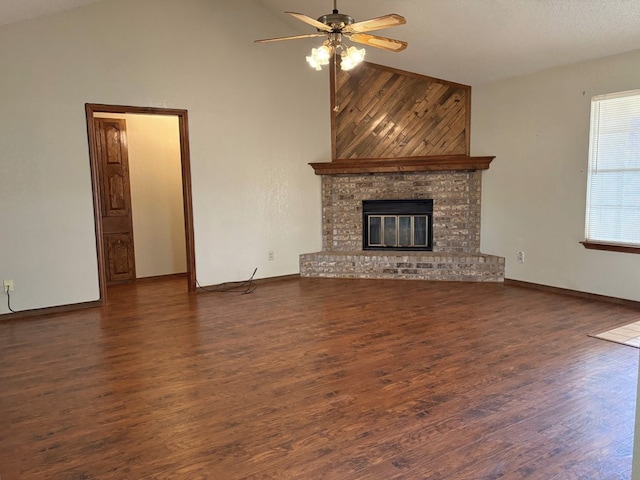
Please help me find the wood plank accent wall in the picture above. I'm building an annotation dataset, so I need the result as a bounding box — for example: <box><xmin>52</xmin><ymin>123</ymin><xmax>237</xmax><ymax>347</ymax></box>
<box><xmin>332</xmin><ymin>62</ymin><xmax>471</xmax><ymax>160</ymax></box>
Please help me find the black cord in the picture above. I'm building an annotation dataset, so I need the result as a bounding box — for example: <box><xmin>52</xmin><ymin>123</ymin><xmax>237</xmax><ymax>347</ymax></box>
<box><xmin>196</xmin><ymin>268</ymin><xmax>258</xmax><ymax>295</ymax></box>
<box><xmin>5</xmin><ymin>285</ymin><xmax>16</xmax><ymax>313</ymax></box>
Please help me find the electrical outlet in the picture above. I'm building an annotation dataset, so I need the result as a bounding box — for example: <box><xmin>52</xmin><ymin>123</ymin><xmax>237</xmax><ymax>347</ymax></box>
<box><xmin>516</xmin><ymin>251</ymin><xmax>525</xmax><ymax>264</ymax></box>
<box><xmin>268</xmin><ymin>251</ymin><xmax>275</xmax><ymax>261</ymax></box>
<box><xmin>3</xmin><ymin>280</ymin><xmax>14</xmax><ymax>292</ymax></box>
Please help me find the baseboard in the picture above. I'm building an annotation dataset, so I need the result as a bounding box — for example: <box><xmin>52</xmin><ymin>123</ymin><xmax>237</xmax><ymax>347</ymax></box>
<box><xmin>505</xmin><ymin>279</ymin><xmax>640</xmax><ymax>309</ymax></box>
<box><xmin>16</xmin><ymin>276</ymin><xmax>625</xmax><ymax>320</ymax></box>
<box><xmin>2</xmin><ymin>275</ymin><xmax>300</xmax><ymax>317</ymax></box>
<box><xmin>0</xmin><ymin>300</ymin><xmax>103</xmax><ymax>321</ymax></box>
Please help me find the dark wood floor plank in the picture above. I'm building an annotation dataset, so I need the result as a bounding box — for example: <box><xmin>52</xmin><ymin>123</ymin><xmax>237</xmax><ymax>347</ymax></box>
<box><xmin>0</xmin><ymin>277</ymin><xmax>638</xmax><ymax>479</ymax></box>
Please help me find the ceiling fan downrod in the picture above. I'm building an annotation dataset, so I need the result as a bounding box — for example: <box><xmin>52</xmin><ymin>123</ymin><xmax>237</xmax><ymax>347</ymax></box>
<box><xmin>319</xmin><ymin>0</ymin><xmax>354</xmax><ymax>30</ymax></box>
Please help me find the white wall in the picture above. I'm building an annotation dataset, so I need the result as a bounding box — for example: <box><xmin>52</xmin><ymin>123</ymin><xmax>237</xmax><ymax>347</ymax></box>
<box><xmin>0</xmin><ymin>0</ymin><xmax>330</xmax><ymax>314</ymax></box>
<box><xmin>127</xmin><ymin>114</ymin><xmax>186</xmax><ymax>278</ymax></box>
<box><xmin>96</xmin><ymin>113</ymin><xmax>187</xmax><ymax>278</ymax></box>
<box><xmin>472</xmin><ymin>49</ymin><xmax>640</xmax><ymax>302</ymax></box>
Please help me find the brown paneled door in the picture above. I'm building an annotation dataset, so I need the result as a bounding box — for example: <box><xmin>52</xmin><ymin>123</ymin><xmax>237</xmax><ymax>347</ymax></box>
<box><xmin>94</xmin><ymin>118</ymin><xmax>136</xmax><ymax>285</ymax></box>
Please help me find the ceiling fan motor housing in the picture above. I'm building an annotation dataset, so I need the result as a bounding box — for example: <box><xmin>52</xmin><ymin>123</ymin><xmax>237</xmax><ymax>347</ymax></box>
<box><xmin>317</xmin><ymin>13</ymin><xmax>354</xmax><ymax>31</ymax></box>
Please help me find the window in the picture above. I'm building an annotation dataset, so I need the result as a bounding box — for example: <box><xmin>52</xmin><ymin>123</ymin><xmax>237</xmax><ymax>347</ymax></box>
<box><xmin>584</xmin><ymin>89</ymin><xmax>640</xmax><ymax>252</ymax></box>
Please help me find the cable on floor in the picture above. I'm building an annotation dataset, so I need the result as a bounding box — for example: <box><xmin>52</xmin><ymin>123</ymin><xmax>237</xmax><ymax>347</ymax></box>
<box><xmin>196</xmin><ymin>268</ymin><xmax>257</xmax><ymax>295</ymax></box>
<box><xmin>5</xmin><ymin>285</ymin><xmax>16</xmax><ymax>313</ymax></box>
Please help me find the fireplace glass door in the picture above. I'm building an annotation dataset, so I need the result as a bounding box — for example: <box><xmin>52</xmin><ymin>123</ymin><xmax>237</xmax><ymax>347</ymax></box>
<box><xmin>368</xmin><ymin>215</ymin><xmax>429</xmax><ymax>248</ymax></box>
<box><xmin>363</xmin><ymin>200</ymin><xmax>433</xmax><ymax>251</ymax></box>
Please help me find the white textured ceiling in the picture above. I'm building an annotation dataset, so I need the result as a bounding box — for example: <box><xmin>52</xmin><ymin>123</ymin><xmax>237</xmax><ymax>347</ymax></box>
<box><xmin>253</xmin><ymin>0</ymin><xmax>640</xmax><ymax>85</ymax></box>
<box><xmin>1</xmin><ymin>0</ymin><xmax>639</xmax><ymax>85</ymax></box>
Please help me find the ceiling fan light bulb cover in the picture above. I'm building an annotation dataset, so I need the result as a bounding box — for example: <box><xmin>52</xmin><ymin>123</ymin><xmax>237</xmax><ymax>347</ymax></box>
<box><xmin>307</xmin><ymin>45</ymin><xmax>332</xmax><ymax>70</ymax></box>
<box><xmin>306</xmin><ymin>55</ymin><xmax>322</xmax><ymax>70</ymax></box>
<box><xmin>340</xmin><ymin>46</ymin><xmax>366</xmax><ymax>70</ymax></box>
<box><xmin>347</xmin><ymin>46</ymin><xmax>366</xmax><ymax>62</ymax></box>
<box><xmin>316</xmin><ymin>45</ymin><xmax>332</xmax><ymax>61</ymax></box>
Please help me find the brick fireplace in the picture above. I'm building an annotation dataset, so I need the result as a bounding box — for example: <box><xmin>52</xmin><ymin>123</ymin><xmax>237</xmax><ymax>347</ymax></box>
<box><xmin>300</xmin><ymin>165</ymin><xmax>505</xmax><ymax>282</ymax></box>
<box><xmin>299</xmin><ymin>61</ymin><xmax>504</xmax><ymax>281</ymax></box>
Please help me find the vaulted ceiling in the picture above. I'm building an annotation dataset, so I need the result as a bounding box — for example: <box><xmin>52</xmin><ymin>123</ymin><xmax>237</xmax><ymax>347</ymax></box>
<box><xmin>255</xmin><ymin>0</ymin><xmax>640</xmax><ymax>85</ymax></box>
<box><xmin>0</xmin><ymin>0</ymin><xmax>101</xmax><ymax>27</ymax></box>
<box><xmin>2</xmin><ymin>0</ymin><xmax>640</xmax><ymax>85</ymax></box>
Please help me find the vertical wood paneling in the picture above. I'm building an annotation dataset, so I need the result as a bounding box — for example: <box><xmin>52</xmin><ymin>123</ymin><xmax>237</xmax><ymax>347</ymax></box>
<box><xmin>333</xmin><ymin>62</ymin><xmax>471</xmax><ymax>160</ymax></box>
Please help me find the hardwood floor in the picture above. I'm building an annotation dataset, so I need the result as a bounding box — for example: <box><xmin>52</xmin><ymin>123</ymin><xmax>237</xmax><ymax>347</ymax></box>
<box><xmin>0</xmin><ymin>277</ymin><xmax>638</xmax><ymax>479</ymax></box>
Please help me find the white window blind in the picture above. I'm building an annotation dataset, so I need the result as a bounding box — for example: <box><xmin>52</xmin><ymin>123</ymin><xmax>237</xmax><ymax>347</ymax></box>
<box><xmin>585</xmin><ymin>89</ymin><xmax>640</xmax><ymax>247</ymax></box>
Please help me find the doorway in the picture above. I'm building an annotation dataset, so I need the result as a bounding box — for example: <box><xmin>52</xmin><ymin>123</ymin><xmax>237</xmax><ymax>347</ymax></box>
<box><xmin>85</xmin><ymin>104</ymin><xmax>196</xmax><ymax>304</ymax></box>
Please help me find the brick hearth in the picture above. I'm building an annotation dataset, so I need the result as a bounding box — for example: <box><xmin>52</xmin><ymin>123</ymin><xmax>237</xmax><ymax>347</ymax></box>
<box><xmin>300</xmin><ymin>170</ymin><xmax>505</xmax><ymax>282</ymax></box>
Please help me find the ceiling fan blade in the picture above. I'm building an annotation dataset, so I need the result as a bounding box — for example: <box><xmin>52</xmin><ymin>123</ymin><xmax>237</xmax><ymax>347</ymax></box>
<box><xmin>342</xmin><ymin>14</ymin><xmax>406</xmax><ymax>34</ymax></box>
<box><xmin>348</xmin><ymin>33</ymin><xmax>408</xmax><ymax>52</ymax></box>
<box><xmin>286</xmin><ymin>12</ymin><xmax>332</xmax><ymax>32</ymax></box>
<box><xmin>255</xmin><ymin>33</ymin><xmax>327</xmax><ymax>43</ymax></box>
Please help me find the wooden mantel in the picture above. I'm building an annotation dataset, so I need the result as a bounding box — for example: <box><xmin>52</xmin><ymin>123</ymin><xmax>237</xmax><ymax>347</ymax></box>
<box><xmin>309</xmin><ymin>155</ymin><xmax>495</xmax><ymax>175</ymax></box>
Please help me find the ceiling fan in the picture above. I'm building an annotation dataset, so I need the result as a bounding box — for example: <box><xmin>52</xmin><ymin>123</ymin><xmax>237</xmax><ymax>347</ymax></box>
<box><xmin>255</xmin><ymin>0</ymin><xmax>407</xmax><ymax>71</ymax></box>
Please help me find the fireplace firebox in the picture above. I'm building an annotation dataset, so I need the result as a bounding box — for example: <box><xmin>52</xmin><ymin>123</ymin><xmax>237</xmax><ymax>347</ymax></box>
<box><xmin>363</xmin><ymin>199</ymin><xmax>434</xmax><ymax>251</ymax></box>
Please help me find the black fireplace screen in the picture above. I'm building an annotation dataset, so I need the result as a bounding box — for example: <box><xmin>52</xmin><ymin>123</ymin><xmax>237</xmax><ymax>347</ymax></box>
<box><xmin>363</xmin><ymin>199</ymin><xmax>433</xmax><ymax>251</ymax></box>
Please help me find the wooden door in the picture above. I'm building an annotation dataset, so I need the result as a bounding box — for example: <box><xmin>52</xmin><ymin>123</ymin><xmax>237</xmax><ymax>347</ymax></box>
<box><xmin>94</xmin><ymin>118</ymin><xmax>136</xmax><ymax>285</ymax></box>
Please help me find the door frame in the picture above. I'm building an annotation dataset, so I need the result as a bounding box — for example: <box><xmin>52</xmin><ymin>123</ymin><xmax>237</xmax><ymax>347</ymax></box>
<box><xmin>85</xmin><ymin>103</ymin><xmax>197</xmax><ymax>304</ymax></box>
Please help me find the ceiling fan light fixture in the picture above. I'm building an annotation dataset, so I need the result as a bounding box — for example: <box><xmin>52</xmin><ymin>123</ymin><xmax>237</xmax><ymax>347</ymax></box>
<box><xmin>306</xmin><ymin>43</ymin><xmax>365</xmax><ymax>71</ymax></box>
<box><xmin>257</xmin><ymin>2</ymin><xmax>406</xmax><ymax>72</ymax></box>
<box><xmin>340</xmin><ymin>45</ymin><xmax>366</xmax><ymax>71</ymax></box>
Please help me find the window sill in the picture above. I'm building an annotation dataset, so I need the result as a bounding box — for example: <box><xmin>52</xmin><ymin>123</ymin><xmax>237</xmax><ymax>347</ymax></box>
<box><xmin>581</xmin><ymin>241</ymin><xmax>640</xmax><ymax>254</ymax></box>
